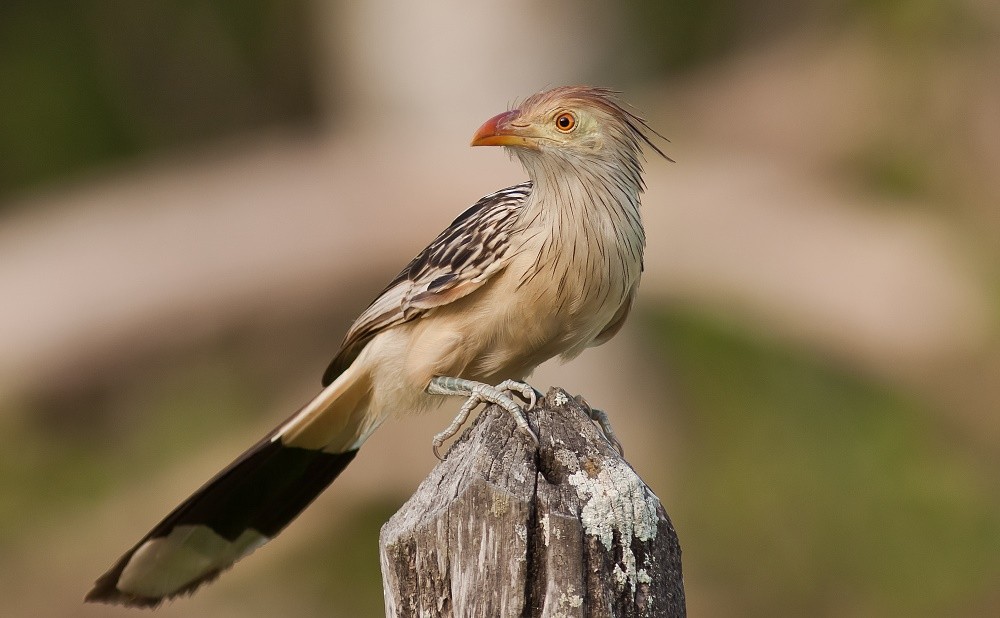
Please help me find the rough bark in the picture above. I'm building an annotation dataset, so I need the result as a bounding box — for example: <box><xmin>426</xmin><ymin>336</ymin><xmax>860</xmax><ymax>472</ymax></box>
<box><xmin>380</xmin><ymin>387</ymin><xmax>685</xmax><ymax>617</ymax></box>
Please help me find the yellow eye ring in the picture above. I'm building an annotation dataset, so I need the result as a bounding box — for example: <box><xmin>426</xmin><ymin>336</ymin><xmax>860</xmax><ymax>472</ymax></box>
<box><xmin>554</xmin><ymin>112</ymin><xmax>576</xmax><ymax>133</ymax></box>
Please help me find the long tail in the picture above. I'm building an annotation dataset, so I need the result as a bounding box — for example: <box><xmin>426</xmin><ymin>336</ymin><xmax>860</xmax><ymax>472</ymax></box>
<box><xmin>86</xmin><ymin>362</ymin><xmax>375</xmax><ymax>607</ymax></box>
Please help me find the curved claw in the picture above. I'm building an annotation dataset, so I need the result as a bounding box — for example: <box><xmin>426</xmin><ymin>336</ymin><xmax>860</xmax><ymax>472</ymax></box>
<box><xmin>525</xmin><ymin>387</ymin><xmax>538</xmax><ymax>410</ymax></box>
<box><xmin>432</xmin><ymin>439</ymin><xmax>445</xmax><ymax>461</ymax></box>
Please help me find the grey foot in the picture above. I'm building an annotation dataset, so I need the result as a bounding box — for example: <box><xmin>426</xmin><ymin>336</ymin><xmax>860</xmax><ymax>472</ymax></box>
<box><xmin>574</xmin><ymin>395</ymin><xmax>624</xmax><ymax>456</ymax></box>
<box><xmin>427</xmin><ymin>376</ymin><xmax>539</xmax><ymax>459</ymax></box>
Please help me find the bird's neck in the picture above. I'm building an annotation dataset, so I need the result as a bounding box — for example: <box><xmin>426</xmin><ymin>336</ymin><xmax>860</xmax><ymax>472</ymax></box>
<box><xmin>519</xmin><ymin>152</ymin><xmax>646</xmax><ymax>256</ymax></box>
<box><xmin>509</xmin><ymin>152</ymin><xmax>646</xmax><ymax>319</ymax></box>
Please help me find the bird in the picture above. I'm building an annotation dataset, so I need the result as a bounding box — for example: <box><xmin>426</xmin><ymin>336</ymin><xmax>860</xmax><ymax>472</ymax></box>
<box><xmin>85</xmin><ymin>85</ymin><xmax>668</xmax><ymax>607</ymax></box>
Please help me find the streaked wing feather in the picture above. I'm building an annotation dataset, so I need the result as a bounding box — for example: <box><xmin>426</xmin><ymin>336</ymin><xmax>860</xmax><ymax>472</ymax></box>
<box><xmin>322</xmin><ymin>182</ymin><xmax>532</xmax><ymax>385</ymax></box>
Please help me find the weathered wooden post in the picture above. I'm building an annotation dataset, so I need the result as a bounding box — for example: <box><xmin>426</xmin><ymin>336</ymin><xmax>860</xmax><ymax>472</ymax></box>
<box><xmin>380</xmin><ymin>387</ymin><xmax>685</xmax><ymax>617</ymax></box>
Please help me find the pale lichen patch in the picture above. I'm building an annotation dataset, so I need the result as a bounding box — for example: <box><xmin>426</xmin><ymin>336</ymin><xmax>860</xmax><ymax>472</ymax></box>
<box><xmin>560</xmin><ymin>591</ymin><xmax>584</xmax><ymax>608</ymax></box>
<box><xmin>544</xmin><ymin>586</ymin><xmax>586</xmax><ymax>618</ymax></box>
<box><xmin>553</xmin><ymin>448</ymin><xmax>580</xmax><ymax>473</ymax></box>
<box><xmin>613</xmin><ymin>563</ymin><xmax>628</xmax><ymax>588</ymax></box>
<box><xmin>568</xmin><ymin>457</ymin><xmax>660</xmax><ymax>594</ymax></box>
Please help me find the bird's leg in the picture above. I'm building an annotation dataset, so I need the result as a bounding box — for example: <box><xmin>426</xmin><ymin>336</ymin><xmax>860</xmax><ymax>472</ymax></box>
<box><xmin>427</xmin><ymin>376</ymin><xmax>539</xmax><ymax>459</ymax></box>
<box><xmin>430</xmin><ymin>391</ymin><xmax>483</xmax><ymax>460</ymax></box>
<box><xmin>574</xmin><ymin>395</ymin><xmax>624</xmax><ymax>456</ymax></box>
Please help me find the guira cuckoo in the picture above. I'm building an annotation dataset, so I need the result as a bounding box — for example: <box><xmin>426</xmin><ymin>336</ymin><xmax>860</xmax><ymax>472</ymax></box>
<box><xmin>87</xmin><ymin>86</ymin><xmax>667</xmax><ymax>607</ymax></box>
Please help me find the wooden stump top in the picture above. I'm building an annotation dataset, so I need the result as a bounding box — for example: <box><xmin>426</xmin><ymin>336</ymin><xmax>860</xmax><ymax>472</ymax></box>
<box><xmin>380</xmin><ymin>387</ymin><xmax>685</xmax><ymax>617</ymax></box>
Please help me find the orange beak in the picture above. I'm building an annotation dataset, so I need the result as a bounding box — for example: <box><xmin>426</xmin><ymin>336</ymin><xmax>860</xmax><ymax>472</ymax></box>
<box><xmin>470</xmin><ymin>110</ymin><xmax>535</xmax><ymax>148</ymax></box>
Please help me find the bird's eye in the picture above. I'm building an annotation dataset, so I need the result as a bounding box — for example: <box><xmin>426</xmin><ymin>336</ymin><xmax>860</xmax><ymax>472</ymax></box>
<box><xmin>554</xmin><ymin>112</ymin><xmax>576</xmax><ymax>133</ymax></box>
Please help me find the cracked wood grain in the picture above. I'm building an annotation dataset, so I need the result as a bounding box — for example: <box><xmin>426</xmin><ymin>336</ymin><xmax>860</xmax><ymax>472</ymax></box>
<box><xmin>380</xmin><ymin>387</ymin><xmax>685</xmax><ymax>618</ymax></box>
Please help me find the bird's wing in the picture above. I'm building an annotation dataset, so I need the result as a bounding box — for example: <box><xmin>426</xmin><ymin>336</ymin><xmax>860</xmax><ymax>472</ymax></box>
<box><xmin>322</xmin><ymin>182</ymin><xmax>533</xmax><ymax>385</ymax></box>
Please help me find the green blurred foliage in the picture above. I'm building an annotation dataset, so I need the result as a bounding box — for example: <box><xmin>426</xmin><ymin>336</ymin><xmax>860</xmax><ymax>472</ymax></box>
<box><xmin>846</xmin><ymin>0</ymin><xmax>988</xmax><ymax>45</ymax></box>
<box><xmin>265</xmin><ymin>499</ymin><xmax>400</xmax><ymax>617</ymax></box>
<box><xmin>623</xmin><ymin>0</ymin><xmax>808</xmax><ymax>73</ymax></box>
<box><xmin>845</xmin><ymin>139</ymin><xmax>937</xmax><ymax>201</ymax></box>
<box><xmin>647</xmin><ymin>307</ymin><xmax>1000</xmax><ymax>617</ymax></box>
<box><xmin>622</xmin><ymin>0</ymin><xmax>987</xmax><ymax>77</ymax></box>
<box><xmin>0</xmin><ymin>1</ymin><xmax>319</xmax><ymax>204</ymax></box>
<box><xmin>0</xmin><ymin>351</ymin><xmax>277</xmax><ymax>536</ymax></box>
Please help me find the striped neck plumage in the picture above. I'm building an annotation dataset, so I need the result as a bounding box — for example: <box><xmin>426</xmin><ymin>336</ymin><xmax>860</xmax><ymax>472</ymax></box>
<box><xmin>513</xmin><ymin>146</ymin><xmax>647</xmax><ymax>252</ymax></box>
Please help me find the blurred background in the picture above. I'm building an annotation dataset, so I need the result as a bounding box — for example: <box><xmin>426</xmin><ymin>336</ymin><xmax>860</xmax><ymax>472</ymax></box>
<box><xmin>1</xmin><ymin>1</ymin><xmax>998</xmax><ymax>616</ymax></box>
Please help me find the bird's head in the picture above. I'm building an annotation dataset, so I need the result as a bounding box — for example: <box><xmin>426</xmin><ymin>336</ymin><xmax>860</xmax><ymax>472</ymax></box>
<box><xmin>471</xmin><ymin>86</ymin><xmax>669</xmax><ymax>172</ymax></box>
